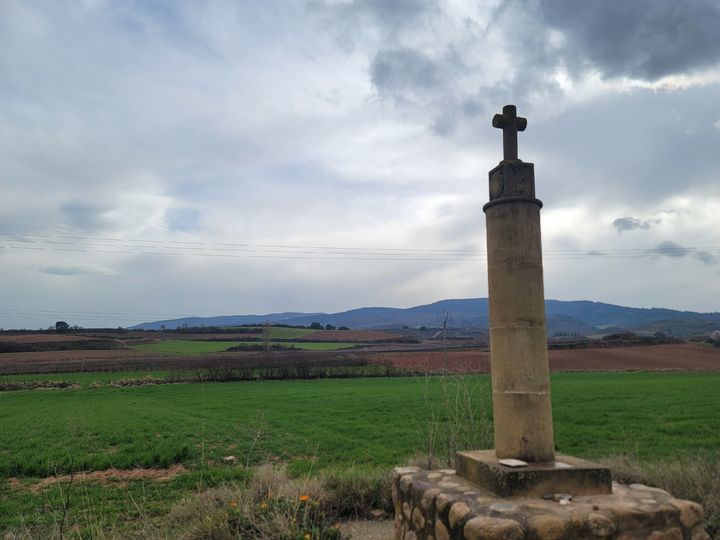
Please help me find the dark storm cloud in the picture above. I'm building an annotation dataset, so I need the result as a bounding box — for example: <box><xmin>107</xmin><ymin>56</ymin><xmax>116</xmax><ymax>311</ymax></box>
<box><xmin>357</xmin><ymin>0</ymin><xmax>720</xmax><ymax>136</ymax></box>
<box><xmin>532</xmin><ymin>0</ymin><xmax>720</xmax><ymax>81</ymax></box>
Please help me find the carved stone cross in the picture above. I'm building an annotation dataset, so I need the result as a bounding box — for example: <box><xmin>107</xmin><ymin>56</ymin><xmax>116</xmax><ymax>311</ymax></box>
<box><xmin>492</xmin><ymin>104</ymin><xmax>527</xmax><ymax>161</ymax></box>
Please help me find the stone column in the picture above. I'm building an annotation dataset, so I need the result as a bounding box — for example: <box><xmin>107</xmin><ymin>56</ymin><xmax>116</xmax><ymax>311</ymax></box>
<box><xmin>484</xmin><ymin>105</ymin><xmax>554</xmax><ymax>463</ymax></box>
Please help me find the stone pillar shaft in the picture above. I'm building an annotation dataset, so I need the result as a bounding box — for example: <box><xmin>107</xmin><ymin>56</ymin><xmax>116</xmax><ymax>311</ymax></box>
<box><xmin>485</xmin><ymin>198</ymin><xmax>555</xmax><ymax>462</ymax></box>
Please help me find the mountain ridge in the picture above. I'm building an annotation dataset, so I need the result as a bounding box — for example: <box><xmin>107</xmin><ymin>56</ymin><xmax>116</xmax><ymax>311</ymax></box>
<box><xmin>130</xmin><ymin>299</ymin><xmax>720</xmax><ymax>337</ymax></box>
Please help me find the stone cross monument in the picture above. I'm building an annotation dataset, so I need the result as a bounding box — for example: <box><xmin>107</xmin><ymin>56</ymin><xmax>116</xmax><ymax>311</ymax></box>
<box><xmin>391</xmin><ymin>105</ymin><xmax>709</xmax><ymax>540</ymax></box>
<box><xmin>484</xmin><ymin>104</ymin><xmax>555</xmax><ymax>463</ymax></box>
<box><xmin>455</xmin><ymin>104</ymin><xmax>610</xmax><ymax>496</ymax></box>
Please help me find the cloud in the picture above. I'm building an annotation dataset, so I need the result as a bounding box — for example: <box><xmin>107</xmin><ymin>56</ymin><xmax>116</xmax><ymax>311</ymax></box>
<box><xmin>36</xmin><ymin>264</ymin><xmax>114</xmax><ymax>276</ymax></box>
<box><xmin>60</xmin><ymin>203</ymin><xmax>111</xmax><ymax>231</ymax></box>
<box><xmin>531</xmin><ymin>0</ymin><xmax>720</xmax><ymax>81</ymax></box>
<box><xmin>370</xmin><ymin>47</ymin><xmax>442</xmax><ymax>102</ymax></box>
<box><xmin>655</xmin><ymin>240</ymin><xmax>717</xmax><ymax>264</ymax></box>
<box><xmin>357</xmin><ymin>0</ymin><xmax>720</xmax><ymax>135</ymax></box>
<box><xmin>612</xmin><ymin>216</ymin><xmax>657</xmax><ymax>233</ymax></box>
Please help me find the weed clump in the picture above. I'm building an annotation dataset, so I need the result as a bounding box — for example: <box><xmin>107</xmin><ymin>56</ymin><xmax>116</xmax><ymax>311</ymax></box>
<box><xmin>164</xmin><ymin>465</ymin><xmax>340</xmax><ymax>540</ymax></box>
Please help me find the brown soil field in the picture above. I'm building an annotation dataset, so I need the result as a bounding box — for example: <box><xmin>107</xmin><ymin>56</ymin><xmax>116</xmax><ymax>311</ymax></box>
<box><xmin>0</xmin><ymin>334</ymin><xmax>95</xmax><ymax>343</ymax></box>
<box><xmin>303</xmin><ymin>330</ymin><xmax>403</xmax><ymax>342</ymax></box>
<box><xmin>0</xmin><ymin>349</ymin><xmax>372</xmax><ymax>375</ymax></box>
<box><xmin>376</xmin><ymin>343</ymin><xmax>720</xmax><ymax>373</ymax></box>
<box><xmin>1</xmin><ymin>343</ymin><xmax>717</xmax><ymax>376</ymax></box>
<box><xmin>0</xmin><ymin>349</ymin><xmax>155</xmax><ymax>374</ymax></box>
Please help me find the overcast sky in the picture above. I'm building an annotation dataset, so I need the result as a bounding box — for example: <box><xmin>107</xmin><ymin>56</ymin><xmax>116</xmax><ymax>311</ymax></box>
<box><xmin>1</xmin><ymin>0</ymin><xmax>720</xmax><ymax>329</ymax></box>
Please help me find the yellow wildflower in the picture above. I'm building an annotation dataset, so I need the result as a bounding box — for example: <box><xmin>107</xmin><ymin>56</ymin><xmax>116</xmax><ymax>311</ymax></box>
<box><xmin>299</xmin><ymin>495</ymin><xmax>310</xmax><ymax>502</ymax></box>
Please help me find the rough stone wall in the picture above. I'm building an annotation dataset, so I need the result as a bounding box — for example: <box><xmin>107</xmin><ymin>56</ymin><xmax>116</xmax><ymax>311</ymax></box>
<box><xmin>392</xmin><ymin>467</ymin><xmax>709</xmax><ymax>540</ymax></box>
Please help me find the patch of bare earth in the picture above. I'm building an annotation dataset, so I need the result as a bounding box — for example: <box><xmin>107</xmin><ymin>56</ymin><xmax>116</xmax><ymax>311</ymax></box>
<box><xmin>303</xmin><ymin>330</ymin><xmax>402</xmax><ymax>342</ymax></box>
<box><xmin>339</xmin><ymin>520</ymin><xmax>394</xmax><ymax>539</ymax></box>
<box><xmin>27</xmin><ymin>464</ymin><xmax>187</xmax><ymax>493</ymax></box>
<box><xmin>0</xmin><ymin>334</ymin><xmax>94</xmax><ymax>344</ymax></box>
<box><xmin>375</xmin><ymin>343</ymin><xmax>720</xmax><ymax>373</ymax></box>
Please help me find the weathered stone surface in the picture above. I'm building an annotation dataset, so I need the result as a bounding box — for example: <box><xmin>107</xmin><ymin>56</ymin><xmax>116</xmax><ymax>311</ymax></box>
<box><xmin>402</xmin><ymin>501</ymin><xmax>411</xmax><ymax>522</ymax></box>
<box><xmin>629</xmin><ymin>484</ymin><xmax>671</xmax><ymax>496</ymax></box>
<box><xmin>448</xmin><ymin>501</ymin><xmax>471</xmax><ymax>530</ymax></box>
<box><xmin>456</xmin><ymin>450</ymin><xmax>611</xmax><ymax>498</ymax></box>
<box><xmin>434</xmin><ymin>520</ymin><xmax>450</xmax><ymax>540</ymax></box>
<box><xmin>404</xmin><ymin>531</ymin><xmax>417</xmax><ymax>540</ymax></box>
<box><xmin>587</xmin><ymin>512</ymin><xmax>615</xmax><ymax>537</ymax></box>
<box><xmin>671</xmin><ymin>499</ymin><xmax>704</xmax><ymax>528</ymax></box>
<box><xmin>614</xmin><ymin>503</ymin><xmax>658</xmax><ymax>530</ymax></box>
<box><xmin>400</xmin><ymin>475</ymin><xmax>414</xmax><ymax>494</ymax></box>
<box><xmin>464</xmin><ymin>516</ymin><xmax>524</xmax><ymax>540</ymax></box>
<box><xmin>393</xmin><ymin>462</ymin><xmax>709</xmax><ymax>539</ymax></box>
<box><xmin>412</xmin><ymin>507</ymin><xmax>425</xmax><ymax>530</ymax></box>
<box><xmin>648</xmin><ymin>528</ymin><xmax>683</xmax><ymax>540</ymax></box>
<box><xmin>436</xmin><ymin>493</ymin><xmax>454</xmax><ymax>513</ymax></box>
<box><xmin>421</xmin><ymin>488</ymin><xmax>441</xmax><ymax>511</ymax></box>
<box><xmin>485</xmin><ymin>108</ymin><xmax>554</xmax><ymax>463</ymax></box>
<box><xmin>691</xmin><ymin>524</ymin><xmax>712</xmax><ymax>540</ymax></box>
<box><xmin>528</xmin><ymin>514</ymin><xmax>568</xmax><ymax>540</ymax></box>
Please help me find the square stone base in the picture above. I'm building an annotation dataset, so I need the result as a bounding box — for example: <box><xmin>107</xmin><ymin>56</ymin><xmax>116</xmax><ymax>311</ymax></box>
<box><xmin>456</xmin><ymin>450</ymin><xmax>612</xmax><ymax>498</ymax></box>
<box><xmin>392</xmin><ymin>467</ymin><xmax>709</xmax><ymax>540</ymax></box>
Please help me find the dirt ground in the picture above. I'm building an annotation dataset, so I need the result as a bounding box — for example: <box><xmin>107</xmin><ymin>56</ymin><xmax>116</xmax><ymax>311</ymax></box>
<box><xmin>339</xmin><ymin>520</ymin><xmax>394</xmax><ymax>539</ymax></box>
<box><xmin>1</xmin><ymin>342</ymin><xmax>718</xmax><ymax>376</ymax></box>
<box><xmin>8</xmin><ymin>464</ymin><xmax>188</xmax><ymax>493</ymax></box>
<box><xmin>377</xmin><ymin>343</ymin><xmax>720</xmax><ymax>373</ymax></box>
<box><xmin>0</xmin><ymin>334</ymin><xmax>95</xmax><ymax>343</ymax></box>
<box><xmin>304</xmin><ymin>330</ymin><xmax>402</xmax><ymax>342</ymax></box>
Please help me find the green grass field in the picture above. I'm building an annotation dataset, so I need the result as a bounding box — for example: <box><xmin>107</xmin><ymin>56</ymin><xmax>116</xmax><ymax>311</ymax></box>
<box><xmin>131</xmin><ymin>339</ymin><xmax>355</xmax><ymax>354</ymax></box>
<box><xmin>1</xmin><ymin>372</ymin><xmax>719</xmax><ymax>534</ymax></box>
<box><xmin>261</xmin><ymin>326</ymin><xmax>316</xmax><ymax>339</ymax></box>
<box><xmin>220</xmin><ymin>326</ymin><xmax>315</xmax><ymax>339</ymax></box>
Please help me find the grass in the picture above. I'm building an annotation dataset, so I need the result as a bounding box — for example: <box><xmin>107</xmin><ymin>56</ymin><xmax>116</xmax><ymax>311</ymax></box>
<box><xmin>0</xmin><ymin>371</ymin><xmax>171</xmax><ymax>386</ymax></box>
<box><xmin>1</xmin><ymin>372</ymin><xmax>719</xmax><ymax>535</ymax></box>
<box><xmin>220</xmin><ymin>326</ymin><xmax>316</xmax><ymax>339</ymax></box>
<box><xmin>260</xmin><ymin>326</ymin><xmax>316</xmax><ymax>340</ymax></box>
<box><xmin>130</xmin><ymin>339</ymin><xmax>355</xmax><ymax>354</ymax></box>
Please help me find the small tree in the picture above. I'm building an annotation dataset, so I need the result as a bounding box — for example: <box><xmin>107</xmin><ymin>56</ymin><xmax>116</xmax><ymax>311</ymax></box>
<box><xmin>310</xmin><ymin>322</ymin><xmax>323</xmax><ymax>330</ymax></box>
<box><xmin>324</xmin><ymin>324</ymin><xmax>336</xmax><ymax>330</ymax></box>
<box><xmin>55</xmin><ymin>321</ymin><xmax>69</xmax><ymax>332</ymax></box>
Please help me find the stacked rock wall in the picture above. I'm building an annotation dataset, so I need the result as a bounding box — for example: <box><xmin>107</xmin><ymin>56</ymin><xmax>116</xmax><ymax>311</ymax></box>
<box><xmin>392</xmin><ymin>467</ymin><xmax>709</xmax><ymax>540</ymax></box>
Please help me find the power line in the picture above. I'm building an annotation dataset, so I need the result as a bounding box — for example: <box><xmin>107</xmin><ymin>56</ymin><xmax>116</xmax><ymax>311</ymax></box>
<box><xmin>1</xmin><ymin>232</ymin><xmax>718</xmax><ymax>261</ymax></box>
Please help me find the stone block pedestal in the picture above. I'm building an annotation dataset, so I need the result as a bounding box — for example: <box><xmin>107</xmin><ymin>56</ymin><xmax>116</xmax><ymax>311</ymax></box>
<box><xmin>456</xmin><ymin>450</ymin><xmax>612</xmax><ymax>498</ymax></box>
<box><xmin>392</xmin><ymin>467</ymin><xmax>709</xmax><ymax>540</ymax></box>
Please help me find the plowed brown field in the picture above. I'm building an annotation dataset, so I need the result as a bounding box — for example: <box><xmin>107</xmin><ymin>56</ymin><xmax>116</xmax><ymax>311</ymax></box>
<box><xmin>303</xmin><ymin>330</ymin><xmax>401</xmax><ymax>342</ymax></box>
<box><xmin>0</xmin><ymin>334</ymin><xmax>95</xmax><ymax>343</ymax></box>
<box><xmin>1</xmin><ymin>343</ymin><xmax>717</xmax><ymax>376</ymax></box>
<box><xmin>376</xmin><ymin>343</ymin><xmax>720</xmax><ymax>373</ymax></box>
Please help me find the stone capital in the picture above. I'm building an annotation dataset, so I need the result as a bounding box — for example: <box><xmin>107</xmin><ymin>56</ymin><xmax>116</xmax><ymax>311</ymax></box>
<box><xmin>484</xmin><ymin>161</ymin><xmax>541</xmax><ymax>212</ymax></box>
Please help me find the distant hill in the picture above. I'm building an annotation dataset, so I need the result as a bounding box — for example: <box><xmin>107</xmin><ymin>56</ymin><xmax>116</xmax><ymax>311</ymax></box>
<box><xmin>130</xmin><ymin>299</ymin><xmax>720</xmax><ymax>337</ymax></box>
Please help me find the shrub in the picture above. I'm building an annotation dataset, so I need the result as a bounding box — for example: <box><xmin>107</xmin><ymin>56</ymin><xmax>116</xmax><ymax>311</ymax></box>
<box><xmin>160</xmin><ymin>465</ymin><xmax>341</xmax><ymax>540</ymax></box>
